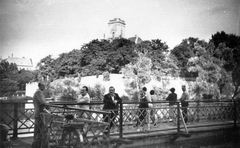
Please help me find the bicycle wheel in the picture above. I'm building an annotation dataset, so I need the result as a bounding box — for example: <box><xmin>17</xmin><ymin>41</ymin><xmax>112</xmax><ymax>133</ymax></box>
<box><xmin>61</xmin><ymin>129</ymin><xmax>83</xmax><ymax>148</ymax></box>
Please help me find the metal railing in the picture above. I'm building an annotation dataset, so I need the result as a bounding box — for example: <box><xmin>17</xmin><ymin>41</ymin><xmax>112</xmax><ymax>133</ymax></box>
<box><xmin>1</xmin><ymin>100</ymin><xmax>239</xmax><ymax>139</ymax></box>
<box><xmin>38</xmin><ymin>104</ymin><xmax>111</xmax><ymax>147</ymax></box>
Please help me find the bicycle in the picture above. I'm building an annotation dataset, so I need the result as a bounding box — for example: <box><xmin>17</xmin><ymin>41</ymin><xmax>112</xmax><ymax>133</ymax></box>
<box><xmin>41</xmin><ymin>108</ymin><xmax>86</xmax><ymax>148</ymax></box>
<box><xmin>60</xmin><ymin>114</ymin><xmax>85</xmax><ymax>148</ymax></box>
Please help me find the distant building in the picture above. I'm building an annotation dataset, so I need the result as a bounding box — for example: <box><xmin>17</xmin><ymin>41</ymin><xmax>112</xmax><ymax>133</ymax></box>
<box><xmin>107</xmin><ymin>18</ymin><xmax>142</xmax><ymax>44</ymax></box>
<box><xmin>128</xmin><ymin>35</ymin><xmax>143</xmax><ymax>44</ymax></box>
<box><xmin>5</xmin><ymin>56</ymin><xmax>34</xmax><ymax>70</ymax></box>
<box><xmin>108</xmin><ymin>18</ymin><xmax>126</xmax><ymax>39</ymax></box>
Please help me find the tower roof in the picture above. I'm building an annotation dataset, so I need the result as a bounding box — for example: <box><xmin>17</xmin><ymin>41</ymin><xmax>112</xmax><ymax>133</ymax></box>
<box><xmin>108</xmin><ymin>18</ymin><xmax>126</xmax><ymax>25</ymax></box>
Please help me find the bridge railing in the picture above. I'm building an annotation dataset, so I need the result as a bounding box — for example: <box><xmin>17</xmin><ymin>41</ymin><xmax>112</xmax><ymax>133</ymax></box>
<box><xmin>0</xmin><ymin>100</ymin><xmax>35</xmax><ymax>138</ymax></box>
<box><xmin>38</xmin><ymin>104</ymin><xmax>111</xmax><ymax>148</ymax></box>
<box><xmin>1</xmin><ymin>100</ymin><xmax>239</xmax><ymax>139</ymax></box>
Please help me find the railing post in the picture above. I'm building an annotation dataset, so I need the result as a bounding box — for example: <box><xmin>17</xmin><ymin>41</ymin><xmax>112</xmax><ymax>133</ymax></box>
<box><xmin>119</xmin><ymin>101</ymin><xmax>123</xmax><ymax>138</ymax></box>
<box><xmin>233</xmin><ymin>100</ymin><xmax>237</xmax><ymax>130</ymax></box>
<box><xmin>177</xmin><ymin>102</ymin><xmax>180</xmax><ymax>132</ymax></box>
<box><xmin>13</xmin><ymin>103</ymin><xmax>18</xmax><ymax>139</ymax></box>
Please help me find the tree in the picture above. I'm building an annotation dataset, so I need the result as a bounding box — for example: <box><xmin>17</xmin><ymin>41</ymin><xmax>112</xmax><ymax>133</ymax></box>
<box><xmin>17</xmin><ymin>69</ymin><xmax>36</xmax><ymax>90</ymax></box>
<box><xmin>0</xmin><ymin>79</ymin><xmax>18</xmax><ymax>97</ymax></box>
<box><xmin>210</xmin><ymin>32</ymin><xmax>240</xmax><ymax>99</ymax></box>
<box><xmin>121</xmin><ymin>52</ymin><xmax>152</xmax><ymax>100</ymax></box>
<box><xmin>80</xmin><ymin>39</ymin><xmax>110</xmax><ymax>75</ymax></box>
<box><xmin>187</xmin><ymin>43</ymin><xmax>224</xmax><ymax>99</ymax></box>
<box><xmin>232</xmin><ymin>65</ymin><xmax>240</xmax><ymax>100</ymax></box>
<box><xmin>210</xmin><ymin>31</ymin><xmax>240</xmax><ymax>49</ymax></box>
<box><xmin>171</xmin><ymin>37</ymin><xmax>200</xmax><ymax>77</ymax></box>
<box><xmin>55</xmin><ymin>49</ymin><xmax>82</xmax><ymax>78</ymax></box>
<box><xmin>210</xmin><ymin>31</ymin><xmax>240</xmax><ymax>72</ymax></box>
<box><xmin>106</xmin><ymin>38</ymin><xmax>137</xmax><ymax>73</ymax></box>
<box><xmin>80</xmin><ymin>38</ymin><xmax>137</xmax><ymax>75</ymax></box>
<box><xmin>0</xmin><ymin>61</ymin><xmax>19</xmax><ymax>96</ymax></box>
<box><xmin>37</xmin><ymin>55</ymin><xmax>56</xmax><ymax>81</ymax></box>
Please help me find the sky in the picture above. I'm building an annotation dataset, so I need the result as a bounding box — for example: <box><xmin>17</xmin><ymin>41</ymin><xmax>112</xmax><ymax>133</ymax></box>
<box><xmin>0</xmin><ymin>0</ymin><xmax>240</xmax><ymax>67</ymax></box>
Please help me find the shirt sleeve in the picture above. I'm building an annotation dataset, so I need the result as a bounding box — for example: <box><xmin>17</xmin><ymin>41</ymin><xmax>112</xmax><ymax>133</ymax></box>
<box><xmin>181</xmin><ymin>93</ymin><xmax>189</xmax><ymax>101</ymax></box>
<box><xmin>36</xmin><ymin>91</ymin><xmax>46</xmax><ymax>105</ymax></box>
<box><xmin>146</xmin><ymin>93</ymin><xmax>151</xmax><ymax>102</ymax></box>
<box><xmin>77</xmin><ymin>95</ymin><xmax>90</xmax><ymax>103</ymax></box>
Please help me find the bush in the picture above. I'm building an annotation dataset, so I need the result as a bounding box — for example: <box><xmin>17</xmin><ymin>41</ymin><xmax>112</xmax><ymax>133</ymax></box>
<box><xmin>49</xmin><ymin>77</ymin><xmax>79</xmax><ymax>101</ymax></box>
<box><xmin>93</xmin><ymin>83</ymin><xmax>105</xmax><ymax>101</ymax></box>
<box><xmin>103</xmin><ymin>71</ymin><xmax>110</xmax><ymax>81</ymax></box>
<box><xmin>0</xmin><ymin>79</ymin><xmax>18</xmax><ymax>97</ymax></box>
<box><xmin>131</xmin><ymin>91</ymin><xmax>140</xmax><ymax>102</ymax></box>
<box><xmin>87</xmin><ymin>86</ymin><xmax>96</xmax><ymax>99</ymax></box>
<box><xmin>121</xmin><ymin>95</ymin><xmax>130</xmax><ymax>101</ymax></box>
<box><xmin>152</xmin><ymin>86</ymin><xmax>168</xmax><ymax>100</ymax></box>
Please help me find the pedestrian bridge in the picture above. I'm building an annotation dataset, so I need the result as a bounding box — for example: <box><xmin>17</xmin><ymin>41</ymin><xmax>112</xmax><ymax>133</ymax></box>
<box><xmin>0</xmin><ymin>100</ymin><xmax>239</xmax><ymax>147</ymax></box>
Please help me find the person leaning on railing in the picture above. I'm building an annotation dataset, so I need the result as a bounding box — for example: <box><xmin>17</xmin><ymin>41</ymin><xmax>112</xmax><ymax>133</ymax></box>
<box><xmin>179</xmin><ymin>85</ymin><xmax>189</xmax><ymax>124</ymax></box>
<box><xmin>136</xmin><ymin>90</ymin><xmax>149</xmax><ymax>131</ymax></box>
<box><xmin>76</xmin><ymin>86</ymin><xmax>91</xmax><ymax>118</ymax></box>
<box><xmin>150</xmin><ymin>90</ymin><xmax>158</xmax><ymax>126</ymax></box>
<box><xmin>32</xmin><ymin>82</ymin><xmax>49</xmax><ymax>147</ymax></box>
<box><xmin>102</xmin><ymin>86</ymin><xmax>122</xmax><ymax>133</ymax></box>
<box><xmin>166</xmin><ymin>87</ymin><xmax>177</xmax><ymax>123</ymax></box>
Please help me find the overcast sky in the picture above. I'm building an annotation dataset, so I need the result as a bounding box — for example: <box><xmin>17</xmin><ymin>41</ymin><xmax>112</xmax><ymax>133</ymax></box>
<box><xmin>0</xmin><ymin>0</ymin><xmax>239</xmax><ymax>67</ymax></box>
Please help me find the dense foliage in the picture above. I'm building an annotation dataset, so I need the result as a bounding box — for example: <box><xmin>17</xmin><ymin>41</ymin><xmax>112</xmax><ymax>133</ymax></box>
<box><xmin>0</xmin><ymin>60</ymin><xmax>36</xmax><ymax>97</ymax></box>
<box><xmin>171</xmin><ymin>32</ymin><xmax>240</xmax><ymax>99</ymax></box>
<box><xmin>2</xmin><ymin>31</ymin><xmax>239</xmax><ymax>100</ymax></box>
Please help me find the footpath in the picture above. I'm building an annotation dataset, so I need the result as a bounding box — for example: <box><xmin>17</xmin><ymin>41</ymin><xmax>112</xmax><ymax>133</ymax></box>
<box><xmin>11</xmin><ymin>121</ymin><xmax>240</xmax><ymax>148</ymax></box>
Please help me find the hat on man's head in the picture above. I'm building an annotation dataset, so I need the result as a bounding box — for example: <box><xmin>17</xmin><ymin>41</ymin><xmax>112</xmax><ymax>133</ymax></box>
<box><xmin>170</xmin><ymin>87</ymin><xmax>175</xmax><ymax>92</ymax></box>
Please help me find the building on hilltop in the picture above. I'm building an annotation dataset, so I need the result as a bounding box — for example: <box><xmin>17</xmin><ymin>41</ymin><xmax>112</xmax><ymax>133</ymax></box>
<box><xmin>108</xmin><ymin>18</ymin><xmax>126</xmax><ymax>39</ymax></box>
<box><xmin>128</xmin><ymin>35</ymin><xmax>143</xmax><ymax>44</ymax></box>
<box><xmin>5</xmin><ymin>55</ymin><xmax>34</xmax><ymax>70</ymax></box>
<box><xmin>107</xmin><ymin>18</ymin><xmax>142</xmax><ymax>44</ymax></box>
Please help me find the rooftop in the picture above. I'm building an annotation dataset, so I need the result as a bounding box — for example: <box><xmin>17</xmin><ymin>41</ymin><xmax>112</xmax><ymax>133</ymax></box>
<box><xmin>108</xmin><ymin>18</ymin><xmax>126</xmax><ymax>25</ymax></box>
<box><xmin>5</xmin><ymin>57</ymin><xmax>33</xmax><ymax>67</ymax></box>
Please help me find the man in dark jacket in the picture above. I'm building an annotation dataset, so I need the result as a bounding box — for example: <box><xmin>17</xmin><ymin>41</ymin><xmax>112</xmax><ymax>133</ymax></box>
<box><xmin>166</xmin><ymin>87</ymin><xmax>177</xmax><ymax>122</ymax></box>
<box><xmin>103</xmin><ymin>86</ymin><xmax>122</xmax><ymax>132</ymax></box>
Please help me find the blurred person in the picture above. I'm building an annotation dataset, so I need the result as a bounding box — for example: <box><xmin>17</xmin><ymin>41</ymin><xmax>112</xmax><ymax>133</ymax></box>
<box><xmin>166</xmin><ymin>87</ymin><xmax>177</xmax><ymax>123</ymax></box>
<box><xmin>136</xmin><ymin>90</ymin><xmax>149</xmax><ymax>131</ymax></box>
<box><xmin>0</xmin><ymin>124</ymin><xmax>9</xmax><ymax>148</ymax></box>
<box><xmin>179</xmin><ymin>85</ymin><xmax>189</xmax><ymax>123</ymax></box>
<box><xmin>150</xmin><ymin>90</ymin><xmax>158</xmax><ymax>126</ymax></box>
<box><xmin>33</xmin><ymin>82</ymin><xmax>49</xmax><ymax>147</ymax></box>
<box><xmin>142</xmin><ymin>87</ymin><xmax>152</xmax><ymax>128</ymax></box>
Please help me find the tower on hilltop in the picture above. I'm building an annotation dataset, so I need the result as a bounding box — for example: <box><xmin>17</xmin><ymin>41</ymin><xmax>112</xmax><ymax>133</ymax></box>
<box><xmin>108</xmin><ymin>18</ymin><xmax>125</xmax><ymax>39</ymax></box>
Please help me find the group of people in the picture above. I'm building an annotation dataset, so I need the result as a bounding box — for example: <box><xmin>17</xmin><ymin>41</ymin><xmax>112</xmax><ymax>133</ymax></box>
<box><xmin>166</xmin><ymin>85</ymin><xmax>189</xmax><ymax>124</ymax></box>
<box><xmin>32</xmin><ymin>83</ymin><xmax>122</xmax><ymax>142</ymax></box>
<box><xmin>32</xmin><ymin>82</ymin><xmax>189</xmax><ymax>144</ymax></box>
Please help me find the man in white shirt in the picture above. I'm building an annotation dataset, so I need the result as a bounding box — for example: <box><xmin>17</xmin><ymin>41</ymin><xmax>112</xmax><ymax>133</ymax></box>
<box><xmin>76</xmin><ymin>86</ymin><xmax>90</xmax><ymax>118</ymax></box>
<box><xmin>179</xmin><ymin>85</ymin><xmax>189</xmax><ymax>123</ymax></box>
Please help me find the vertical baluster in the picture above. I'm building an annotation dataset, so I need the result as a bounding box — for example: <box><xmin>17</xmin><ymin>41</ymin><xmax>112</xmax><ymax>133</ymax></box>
<box><xmin>177</xmin><ymin>102</ymin><xmax>180</xmax><ymax>132</ymax></box>
<box><xmin>13</xmin><ymin>103</ymin><xmax>18</xmax><ymax>138</ymax></box>
<box><xmin>119</xmin><ymin>101</ymin><xmax>123</xmax><ymax>138</ymax></box>
<box><xmin>233</xmin><ymin>100</ymin><xmax>237</xmax><ymax>130</ymax></box>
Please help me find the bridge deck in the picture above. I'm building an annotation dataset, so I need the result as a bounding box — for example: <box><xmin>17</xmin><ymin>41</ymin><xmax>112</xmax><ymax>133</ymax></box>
<box><xmin>12</xmin><ymin>121</ymin><xmax>239</xmax><ymax>148</ymax></box>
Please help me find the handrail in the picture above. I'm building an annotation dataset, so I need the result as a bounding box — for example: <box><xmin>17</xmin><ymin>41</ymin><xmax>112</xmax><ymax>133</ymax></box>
<box><xmin>1</xmin><ymin>99</ymin><xmax>239</xmax><ymax>139</ymax></box>
<box><xmin>48</xmin><ymin>104</ymin><xmax>111</xmax><ymax>115</ymax></box>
